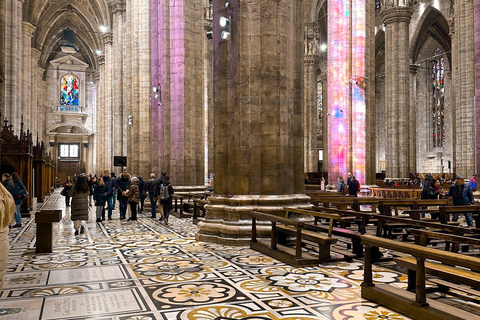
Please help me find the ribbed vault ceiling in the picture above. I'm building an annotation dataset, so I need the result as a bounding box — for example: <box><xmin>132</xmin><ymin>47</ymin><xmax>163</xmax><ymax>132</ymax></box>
<box><xmin>23</xmin><ymin>0</ymin><xmax>111</xmax><ymax>72</ymax></box>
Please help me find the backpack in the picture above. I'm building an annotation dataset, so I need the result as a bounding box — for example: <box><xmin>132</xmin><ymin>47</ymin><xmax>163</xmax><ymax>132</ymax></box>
<box><xmin>159</xmin><ymin>183</ymin><xmax>170</xmax><ymax>200</ymax></box>
<box><xmin>357</xmin><ymin>180</ymin><xmax>361</xmax><ymax>191</ymax></box>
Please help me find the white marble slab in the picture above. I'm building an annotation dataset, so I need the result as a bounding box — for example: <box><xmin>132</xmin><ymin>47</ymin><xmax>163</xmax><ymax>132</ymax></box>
<box><xmin>0</xmin><ymin>298</ymin><xmax>43</xmax><ymax>319</ymax></box>
<box><xmin>41</xmin><ymin>289</ymin><xmax>146</xmax><ymax>319</ymax></box>
<box><xmin>48</xmin><ymin>266</ymin><xmax>126</xmax><ymax>285</ymax></box>
<box><xmin>2</xmin><ymin>272</ymin><xmax>49</xmax><ymax>289</ymax></box>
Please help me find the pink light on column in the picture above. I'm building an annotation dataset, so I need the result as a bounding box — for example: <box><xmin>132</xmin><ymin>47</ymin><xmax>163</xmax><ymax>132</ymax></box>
<box><xmin>327</xmin><ymin>0</ymin><xmax>366</xmax><ymax>184</ymax></box>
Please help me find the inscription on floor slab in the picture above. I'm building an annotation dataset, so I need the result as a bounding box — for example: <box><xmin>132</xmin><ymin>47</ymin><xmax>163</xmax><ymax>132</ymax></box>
<box><xmin>41</xmin><ymin>289</ymin><xmax>146</xmax><ymax>319</ymax></box>
<box><xmin>3</xmin><ymin>272</ymin><xmax>49</xmax><ymax>289</ymax></box>
<box><xmin>47</xmin><ymin>266</ymin><xmax>127</xmax><ymax>285</ymax></box>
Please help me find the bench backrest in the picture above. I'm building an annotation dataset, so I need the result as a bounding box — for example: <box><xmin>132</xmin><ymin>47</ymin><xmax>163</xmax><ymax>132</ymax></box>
<box><xmin>409</xmin><ymin>229</ymin><xmax>480</xmax><ymax>246</ymax></box>
<box><xmin>361</xmin><ymin>234</ymin><xmax>480</xmax><ymax>271</ymax></box>
<box><xmin>285</xmin><ymin>207</ymin><xmax>339</xmax><ymax>237</ymax></box>
<box><xmin>439</xmin><ymin>205</ymin><xmax>480</xmax><ymax>213</ymax></box>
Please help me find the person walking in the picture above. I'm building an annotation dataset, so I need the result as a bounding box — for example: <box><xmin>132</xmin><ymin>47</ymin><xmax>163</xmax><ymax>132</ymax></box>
<box><xmin>87</xmin><ymin>174</ymin><xmax>94</xmax><ymax>206</ymax></box>
<box><xmin>1</xmin><ymin>173</ymin><xmax>14</xmax><ymax>194</ymax></box>
<box><xmin>93</xmin><ymin>177</ymin><xmax>107</xmax><ymax>223</ymax></box>
<box><xmin>346</xmin><ymin>172</ymin><xmax>360</xmax><ymax>197</ymax></box>
<box><xmin>159</xmin><ymin>176</ymin><xmax>174</xmax><ymax>224</ymax></box>
<box><xmin>447</xmin><ymin>175</ymin><xmax>475</xmax><ymax>227</ymax></box>
<box><xmin>145</xmin><ymin>173</ymin><xmax>158</xmax><ymax>218</ymax></box>
<box><xmin>138</xmin><ymin>176</ymin><xmax>146</xmax><ymax>214</ymax></box>
<box><xmin>117</xmin><ymin>169</ymin><xmax>131</xmax><ymax>220</ymax></box>
<box><xmin>126</xmin><ymin>176</ymin><xmax>140</xmax><ymax>221</ymax></box>
<box><xmin>11</xmin><ymin>173</ymin><xmax>27</xmax><ymax>228</ymax></box>
<box><xmin>337</xmin><ymin>177</ymin><xmax>346</xmax><ymax>195</ymax></box>
<box><xmin>63</xmin><ymin>176</ymin><xmax>73</xmax><ymax>207</ymax></box>
<box><xmin>103</xmin><ymin>170</ymin><xmax>115</xmax><ymax>220</ymax></box>
<box><xmin>68</xmin><ymin>174</ymin><xmax>90</xmax><ymax>235</ymax></box>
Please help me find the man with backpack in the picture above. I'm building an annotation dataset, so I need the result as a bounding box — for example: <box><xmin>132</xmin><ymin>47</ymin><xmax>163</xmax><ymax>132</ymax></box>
<box><xmin>158</xmin><ymin>176</ymin><xmax>174</xmax><ymax>224</ymax></box>
<box><xmin>145</xmin><ymin>173</ymin><xmax>158</xmax><ymax>218</ymax></box>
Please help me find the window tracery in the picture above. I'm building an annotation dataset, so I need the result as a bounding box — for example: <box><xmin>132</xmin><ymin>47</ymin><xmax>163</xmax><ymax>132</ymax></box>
<box><xmin>432</xmin><ymin>48</ymin><xmax>445</xmax><ymax>148</ymax></box>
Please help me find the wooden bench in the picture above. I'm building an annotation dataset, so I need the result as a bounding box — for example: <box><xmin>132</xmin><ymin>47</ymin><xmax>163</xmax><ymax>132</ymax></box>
<box><xmin>353</xmin><ymin>197</ymin><xmax>379</xmax><ymax>213</ymax></box>
<box><xmin>35</xmin><ymin>210</ymin><xmax>62</xmax><ymax>253</ymax></box>
<box><xmin>439</xmin><ymin>205</ymin><xmax>480</xmax><ymax>225</ymax></box>
<box><xmin>408</xmin><ymin>228</ymin><xmax>480</xmax><ymax>253</ymax></box>
<box><xmin>192</xmin><ymin>199</ymin><xmax>208</xmax><ymax>224</ymax></box>
<box><xmin>182</xmin><ymin>193</ymin><xmax>207</xmax><ymax>213</ymax></box>
<box><xmin>172</xmin><ymin>194</ymin><xmax>190</xmax><ymax>218</ymax></box>
<box><xmin>312</xmin><ymin>206</ymin><xmax>377</xmax><ymax>234</ymax></box>
<box><xmin>361</xmin><ymin>235</ymin><xmax>480</xmax><ymax>320</ymax></box>
<box><xmin>250</xmin><ymin>210</ymin><xmax>338</xmax><ymax>266</ymax></box>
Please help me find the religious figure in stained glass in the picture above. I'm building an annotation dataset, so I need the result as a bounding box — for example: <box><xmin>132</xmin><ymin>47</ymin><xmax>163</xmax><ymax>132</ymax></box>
<box><xmin>432</xmin><ymin>48</ymin><xmax>445</xmax><ymax>148</ymax></box>
<box><xmin>60</xmin><ymin>74</ymin><xmax>79</xmax><ymax>108</ymax></box>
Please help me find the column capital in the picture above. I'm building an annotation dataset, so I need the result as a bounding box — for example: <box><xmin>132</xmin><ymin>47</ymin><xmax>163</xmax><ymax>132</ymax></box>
<box><xmin>94</xmin><ymin>71</ymin><xmax>101</xmax><ymax>81</ymax></box>
<box><xmin>31</xmin><ymin>48</ymin><xmax>42</xmax><ymax>61</ymax></box>
<box><xmin>22</xmin><ymin>21</ymin><xmax>36</xmax><ymax>37</ymax></box>
<box><xmin>102</xmin><ymin>32</ymin><xmax>113</xmax><ymax>45</ymax></box>
<box><xmin>410</xmin><ymin>64</ymin><xmax>418</xmax><ymax>74</ymax></box>
<box><xmin>304</xmin><ymin>54</ymin><xmax>319</xmax><ymax>65</ymax></box>
<box><xmin>37</xmin><ymin>67</ymin><xmax>45</xmax><ymax>78</ymax></box>
<box><xmin>109</xmin><ymin>0</ymin><xmax>126</xmax><ymax>13</ymax></box>
<box><xmin>381</xmin><ymin>6</ymin><xmax>414</xmax><ymax>25</ymax></box>
<box><xmin>96</xmin><ymin>55</ymin><xmax>105</xmax><ymax>65</ymax></box>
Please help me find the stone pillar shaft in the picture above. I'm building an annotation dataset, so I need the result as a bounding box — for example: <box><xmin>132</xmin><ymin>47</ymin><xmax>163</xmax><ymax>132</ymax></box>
<box><xmin>102</xmin><ymin>33</ymin><xmax>114</xmax><ymax>171</ymax></box>
<box><xmin>409</xmin><ymin>65</ymin><xmax>418</xmax><ymax>173</ymax></box>
<box><xmin>31</xmin><ymin>49</ymin><xmax>42</xmax><ymax>139</ymax></box>
<box><xmin>474</xmin><ymin>0</ymin><xmax>480</xmax><ymax>174</ymax></box>
<box><xmin>197</xmin><ymin>0</ymin><xmax>309</xmax><ymax>245</ymax></box>
<box><xmin>455</xmin><ymin>0</ymin><xmax>475</xmax><ymax>176</ymax></box>
<box><xmin>382</xmin><ymin>6</ymin><xmax>413</xmax><ymax>178</ymax></box>
<box><xmin>22</xmin><ymin>22</ymin><xmax>35</xmax><ymax>132</ymax></box>
<box><xmin>95</xmin><ymin>59</ymin><xmax>106</xmax><ymax>172</ymax></box>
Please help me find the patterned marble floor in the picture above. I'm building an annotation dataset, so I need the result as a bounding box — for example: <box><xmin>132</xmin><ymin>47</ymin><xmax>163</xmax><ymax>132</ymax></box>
<box><xmin>0</xmin><ymin>190</ymin><xmax>419</xmax><ymax>320</ymax></box>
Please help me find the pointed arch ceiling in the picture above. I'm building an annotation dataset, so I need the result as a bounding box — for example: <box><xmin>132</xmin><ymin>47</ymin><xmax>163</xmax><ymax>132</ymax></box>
<box><xmin>23</xmin><ymin>0</ymin><xmax>111</xmax><ymax>73</ymax></box>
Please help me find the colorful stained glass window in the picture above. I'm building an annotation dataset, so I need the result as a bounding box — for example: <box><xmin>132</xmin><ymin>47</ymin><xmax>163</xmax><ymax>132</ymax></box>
<box><xmin>60</xmin><ymin>74</ymin><xmax>79</xmax><ymax>109</ymax></box>
<box><xmin>432</xmin><ymin>48</ymin><xmax>445</xmax><ymax>148</ymax></box>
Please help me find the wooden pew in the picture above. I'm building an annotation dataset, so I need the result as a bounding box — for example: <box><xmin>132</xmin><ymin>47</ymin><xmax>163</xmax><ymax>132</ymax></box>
<box><xmin>378</xmin><ymin>199</ymin><xmax>418</xmax><ymax>216</ymax></box>
<box><xmin>361</xmin><ymin>235</ymin><xmax>480</xmax><ymax>320</ymax></box>
<box><xmin>439</xmin><ymin>205</ymin><xmax>480</xmax><ymax>225</ymax></box>
<box><xmin>353</xmin><ymin>197</ymin><xmax>379</xmax><ymax>213</ymax></box>
<box><xmin>171</xmin><ymin>194</ymin><xmax>189</xmax><ymax>218</ymax></box>
<box><xmin>193</xmin><ymin>199</ymin><xmax>208</xmax><ymax>225</ymax></box>
<box><xmin>250</xmin><ymin>210</ymin><xmax>338</xmax><ymax>266</ymax></box>
<box><xmin>408</xmin><ymin>228</ymin><xmax>480</xmax><ymax>253</ymax></box>
<box><xmin>311</xmin><ymin>206</ymin><xmax>377</xmax><ymax>235</ymax></box>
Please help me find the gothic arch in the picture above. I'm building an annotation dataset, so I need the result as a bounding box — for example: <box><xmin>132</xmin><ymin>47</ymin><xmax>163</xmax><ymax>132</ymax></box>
<box><xmin>410</xmin><ymin>6</ymin><xmax>451</xmax><ymax>67</ymax></box>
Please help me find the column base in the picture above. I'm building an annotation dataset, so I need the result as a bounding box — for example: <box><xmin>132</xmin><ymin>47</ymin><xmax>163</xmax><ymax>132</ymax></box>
<box><xmin>196</xmin><ymin>194</ymin><xmax>312</xmax><ymax>246</ymax></box>
<box><xmin>173</xmin><ymin>185</ymin><xmax>208</xmax><ymax>196</ymax></box>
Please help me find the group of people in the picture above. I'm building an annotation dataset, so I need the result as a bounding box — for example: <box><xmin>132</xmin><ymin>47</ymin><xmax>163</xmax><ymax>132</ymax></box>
<box><xmin>421</xmin><ymin>174</ymin><xmax>477</xmax><ymax>227</ymax></box>
<box><xmin>1</xmin><ymin>172</ymin><xmax>28</xmax><ymax>228</ymax></box>
<box><xmin>337</xmin><ymin>172</ymin><xmax>361</xmax><ymax>196</ymax></box>
<box><xmin>61</xmin><ymin>169</ymin><xmax>174</xmax><ymax>236</ymax></box>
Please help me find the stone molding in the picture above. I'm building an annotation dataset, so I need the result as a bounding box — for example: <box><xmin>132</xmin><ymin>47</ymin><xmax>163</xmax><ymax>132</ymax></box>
<box><xmin>22</xmin><ymin>21</ymin><xmax>36</xmax><ymax>37</ymax></box>
<box><xmin>381</xmin><ymin>6</ymin><xmax>414</xmax><ymax>25</ymax></box>
<box><xmin>109</xmin><ymin>0</ymin><xmax>126</xmax><ymax>13</ymax></box>
<box><xmin>93</xmin><ymin>71</ymin><xmax>101</xmax><ymax>81</ymax></box>
<box><xmin>31</xmin><ymin>48</ymin><xmax>42</xmax><ymax>61</ymax></box>
<box><xmin>409</xmin><ymin>64</ymin><xmax>418</xmax><ymax>74</ymax></box>
<box><xmin>304</xmin><ymin>54</ymin><xmax>319</xmax><ymax>65</ymax></box>
<box><xmin>102</xmin><ymin>32</ymin><xmax>113</xmax><ymax>45</ymax></box>
<box><xmin>36</xmin><ymin>67</ymin><xmax>45</xmax><ymax>78</ymax></box>
<box><xmin>96</xmin><ymin>55</ymin><xmax>105</xmax><ymax>65</ymax></box>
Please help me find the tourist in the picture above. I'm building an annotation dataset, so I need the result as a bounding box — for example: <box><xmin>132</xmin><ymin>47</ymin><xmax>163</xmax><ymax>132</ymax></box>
<box><xmin>159</xmin><ymin>176</ymin><xmax>174</xmax><ymax>224</ymax></box>
<box><xmin>469</xmin><ymin>175</ymin><xmax>477</xmax><ymax>191</ymax></box>
<box><xmin>145</xmin><ymin>173</ymin><xmax>158</xmax><ymax>218</ymax></box>
<box><xmin>103</xmin><ymin>170</ymin><xmax>115</xmax><ymax>220</ymax></box>
<box><xmin>117</xmin><ymin>169</ymin><xmax>131</xmax><ymax>220</ymax></box>
<box><xmin>126</xmin><ymin>176</ymin><xmax>140</xmax><ymax>221</ymax></box>
<box><xmin>446</xmin><ymin>175</ymin><xmax>475</xmax><ymax>227</ymax></box>
<box><xmin>428</xmin><ymin>179</ymin><xmax>445</xmax><ymax>199</ymax></box>
<box><xmin>337</xmin><ymin>177</ymin><xmax>346</xmax><ymax>195</ymax></box>
<box><xmin>1</xmin><ymin>173</ymin><xmax>14</xmax><ymax>193</ymax></box>
<box><xmin>63</xmin><ymin>176</ymin><xmax>73</xmax><ymax>206</ymax></box>
<box><xmin>68</xmin><ymin>174</ymin><xmax>89</xmax><ymax>235</ymax></box>
<box><xmin>138</xmin><ymin>176</ymin><xmax>146</xmax><ymax>213</ymax></box>
<box><xmin>11</xmin><ymin>172</ymin><xmax>27</xmax><ymax>228</ymax></box>
<box><xmin>93</xmin><ymin>177</ymin><xmax>107</xmax><ymax>223</ymax></box>
<box><xmin>346</xmin><ymin>172</ymin><xmax>360</xmax><ymax>197</ymax></box>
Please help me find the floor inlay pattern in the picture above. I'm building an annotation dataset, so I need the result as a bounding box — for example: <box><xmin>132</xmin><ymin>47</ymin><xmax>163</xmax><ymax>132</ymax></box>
<box><xmin>1</xmin><ymin>189</ymin><xmax>416</xmax><ymax>319</ymax></box>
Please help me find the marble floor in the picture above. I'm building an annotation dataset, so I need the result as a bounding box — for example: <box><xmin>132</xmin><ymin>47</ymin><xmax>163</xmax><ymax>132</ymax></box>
<box><xmin>2</xmin><ymin>189</ymin><xmax>465</xmax><ymax>320</ymax></box>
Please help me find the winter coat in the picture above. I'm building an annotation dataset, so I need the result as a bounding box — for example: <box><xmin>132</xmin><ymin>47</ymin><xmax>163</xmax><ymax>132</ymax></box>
<box><xmin>448</xmin><ymin>183</ymin><xmax>474</xmax><ymax>206</ymax></box>
<box><xmin>138</xmin><ymin>178</ymin><xmax>146</xmax><ymax>199</ymax></box>
<box><xmin>2</xmin><ymin>178</ymin><xmax>14</xmax><ymax>194</ymax></box>
<box><xmin>337</xmin><ymin>179</ymin><xmax>346</xmax><ymax>194</ymax></box>
<box><xmin>427</xmin><ymin>186</ymin><xmax>441</xmax><ymax>199</ymax></box>
<box><xmin>347</xmin><ymin>177</ymin><xmax>359</xmax><ymax>196</ymax></box>
<box><xmin>68</xmin><ymin>188</ymin><xmax>89</xmax><ymax>221</ymax></box>
<box><xmin>117</xmin><ymin>174</ymin><xmax>131</xmax><ymax>199</ymax></box>
<box><xmin>145</xmin><ymin>178</ymin><xmax>158</xmax><ymax>196</ymax></box>
<box><xmin>93</xmin><ymin>185</ymin><xmax>107</xmax><ymax>206</ymax></box>
<box><xmin>12</xmin><ymin>180</ymin><xmax>26</xmax><ymax>205</ymax></box>
<box><xmin>126</xmin><ymin>184</ymin><xmax>140</xmax><ymax>203</ymax></box>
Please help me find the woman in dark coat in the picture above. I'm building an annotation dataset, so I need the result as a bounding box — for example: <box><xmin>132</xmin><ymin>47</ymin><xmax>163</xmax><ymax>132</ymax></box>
<box><xmin>11</xmin><ymin>172</ymin><xmax>26</xmax><ymax>228</ymax></box>
<box><xmin>68</xmin><ymin>175</ymin><xmax>90</xmax><ymax>235</ymax></box>
<box><xmin>63</xmin><ymin>176</ymin><xmax>73</xmax><ymax>207</ymax></box>
<box><xmin>93</xmin><ymin>177</ymin><xmax>107</xmax><ymax>223</ymax></box>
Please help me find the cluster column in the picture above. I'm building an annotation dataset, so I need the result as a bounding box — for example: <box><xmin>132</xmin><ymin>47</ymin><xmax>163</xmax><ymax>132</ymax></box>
<box><xmin>21</xmin><ymin>22</ymin><xmax>35</xmax><ymax>132</ymax></box>
<box><xmin>409</xmin><ymin>64</ymin><xmax>418</xmax><ymax>173</ymax></box>
<box><xmin>304</xmin><ymin>23</ymin><xmax>320</xmax><ymax>173</ymax></box>
<box><xmin>31</xmin><ymin>49</ymin><xmax>42</xmax><ymax>138</ymax></box>
<box><xmin>381</xmin><ymin>3</ymin><xmax>413</xmax><ymax>178</ymax></box>
<box><xmin>474</xmin><ymin>0</ymin><xmax>480</xmax><ymax>174</ymax></box>
<box><xmin>102</xmin><ymin>32</ymin><xmax>114</xmax><ymax>171</ymax></box>
<box><xmin>95</xmin><ymin>58</ymin><xmax>106</xmax><ymax>172</ymax></box>
<box><xmin>197</xmin><ymin>0</ymin><xmax>309</xmax><ymax>245</ymax></box>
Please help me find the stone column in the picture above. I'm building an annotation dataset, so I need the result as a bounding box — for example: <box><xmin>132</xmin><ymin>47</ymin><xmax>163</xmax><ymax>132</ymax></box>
<box><xmin>304</xmin><ymin>23</ymin><xmax>319</xmax><ymax>173</ymax></box>
<box><xmin>205</xmin><ymin>1</ymin><xmax>214</xmax><ymax>184</ymax></box>
<box><xmin>320</xmin><ymin>71</ymin><xmax>328</xmax><ymax>173</ymax></box>
<box><xmin>31</xmin><ymin>49</ymin><xmax>42</xmax><ymax>138</ymax></box>
<box><xmin>197</xmin><ymin>0</ymin><xmax>309</xmax><ymax>245</ymax></box>
<box><xmin>109</xmin><ymin>0</ymin><xmax>126</xmax><ymax>163</ymax></box>
<box><xmin>22</xmin><ymin>22</ymin><xmax>35</xmax><ymax>132</ymax></box>
<box><xmin>151</xmin><ymin>0</ymin><xmax>204</xmax><ymax>189</ymax></box>
<box><xmin>95</xmin><ymin>58</ymin><xmax>105</xmax><ymax>172</ymax></box>
<box><xmin>409</xmin><ymin>64</ymin><xmax>418</xmax><ymax>174</ymax></box>
<box><xmin>381</xmin><ymin>2</ymin><xmax>413</xmax><ymax>178</ymax></box>
<box><xmin>474</xmin><ymin>0</ymin><xmax>480</xmax><ymax>174</ymax></box>
<box><xmin>455</xmin><ymin>0</ymin><xmax>475</xmax><ymax>176</ymax></box>
<box><xmin>102</xmin><ymin>33</ymin><xmax>113</xmax><ymax>171</ymax></box>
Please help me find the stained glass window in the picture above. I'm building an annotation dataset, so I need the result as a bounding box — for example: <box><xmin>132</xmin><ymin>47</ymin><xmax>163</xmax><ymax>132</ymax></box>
<box><xmin>432</xmin><ymin>48</ymin><xmax>445</xmax><ymax>148</ymax></box>
<box><xmin>60</xmin><ymin>74</ymin><xmax>79</xmax><ymax>110</ymax></box>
